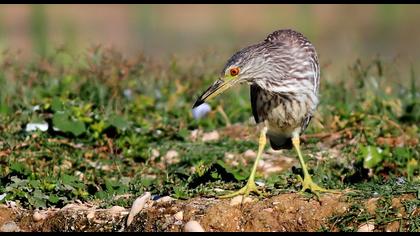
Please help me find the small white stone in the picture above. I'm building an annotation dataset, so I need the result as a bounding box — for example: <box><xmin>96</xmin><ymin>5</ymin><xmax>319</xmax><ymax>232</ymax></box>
<box><xmin>174</xmin><ymin>211</ymin><xmax>183</xmax><ymax>221</ymax></box>
<box><xmin>230</xmin><ymin>195</ymin><xmax>253</xmax><ymax>206</ymax></box>
<box><xmin>297</xmin><ymin>216</ymin><xmax>303</xmax><ymax>225</ymax></box>
<box><xmin>255</xmin><ymin>180</ymin><xmax>265</xmax><ymax>187</ymax></box>
<box><xmin>189</xmin><ymin>129</ymin><xmax>202</xmax><ymax>141</ymax></box>
<box><xmin>184</xmin><ymin>220</ymin><xmax>205</xmax><ymax>232</ymax></box>
<box><xmin>33</xmin><ymin>211</ymin><xmax>47</xmax><ymax>222</ymax></box>
<box><xmin>127</xmin><ymin>192</ymin><xmax>151</xmax><ymax>226</ymax></box>
<box><xmin>264</xmin><ymin>166</ymin><xmax>283</xmax><ymax>173</ymax></box>
<box><xmin>25</xmin><ymin>123</ymin><xmax>48</xmax><ymax>132</ymax></box>
<box><xmin>165</xmin><ymin>150</ymin><xmax>180</xmax><ymax>164</ymax></box>
<box><xmin>263</xmin><ymin>208</ymin><xmax>273</xmax><ymax>213</ymax></box>
<box><xmin>243</xmin><ymin>149</ymin><xmax>256</xmax><ymax>158</ymax></box>
<box><xmin>357</xmin><ymin>222</ymin><xmax>375</xmax><ymax>232</ymax></box>
<box><xmin>224</xmin><ymin>152</ymin><xmax>235</xmax><ymax>159</ymax></box>
<box><xmin>202</xmin><ymin>131</ymin><xmax>220</xmax><ymax>142</ymax></box>
<box><xmin>155</xmin><ymin>196</ymin><xmax>175</xmax><ymax>203</ymax></box>
<box><xmin>151</xmin><ymin>149</ymin><xmax>160</xmax><ymax>160</ymax></box>
<box><xmin>0</xmin><ymin>221</ymin><xmax>20</xmax><ymax>232</ymax></box>
<box><xmin>32</xmin><ymin>105</ymin><xmax>40</xmax><ymax>111</ymax></box>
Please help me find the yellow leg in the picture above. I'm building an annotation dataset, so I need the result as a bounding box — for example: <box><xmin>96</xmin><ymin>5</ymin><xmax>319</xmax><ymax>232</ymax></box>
<box><xmin>219</xmin><ymin>126</ymin><xmax>267</xmax><ymax>199</ymax></box>
<box><xmin>292</xmin><ymin>135</ymin><xmax>338</xmax><ymax>197</ymax></box>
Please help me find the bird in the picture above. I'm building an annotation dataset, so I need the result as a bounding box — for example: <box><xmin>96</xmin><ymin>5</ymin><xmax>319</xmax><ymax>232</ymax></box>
<box><xmin>192</xmin><ymin>29</ymin><xmax>336</xmax><ymax>198</ymax></box>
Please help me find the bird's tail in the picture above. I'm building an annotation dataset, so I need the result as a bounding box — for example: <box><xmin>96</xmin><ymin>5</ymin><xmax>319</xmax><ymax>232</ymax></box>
<box><xmin>267</xmin><ymin>132</ymin><xmax>293</xmax><ymax>150</ymax></box>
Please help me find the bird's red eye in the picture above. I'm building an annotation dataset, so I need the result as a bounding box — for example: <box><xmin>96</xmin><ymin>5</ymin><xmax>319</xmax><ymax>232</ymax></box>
<box><xmin>229</xmin><ymin>67</ymin><xmax>240</xmax><ymax>76</ymax></box>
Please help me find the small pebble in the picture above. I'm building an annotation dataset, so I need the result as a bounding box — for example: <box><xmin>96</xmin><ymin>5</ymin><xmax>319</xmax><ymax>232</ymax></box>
<box><xmin>174</xmin><ymin>211</ymin><xmax>183</xmax><ymax>221</ymax></box>
<box><xmin>255</xmin><ymin>180</ymin><xmax>265</xmax><ymax>187</ymax></box>
<box><xmin>151</xmin><ymin>149</ymin><xmax>160</xmax><ymax>160</ymax></box>
<box><xmin>165</xmin><ymin>150</ymin><xmax>180</xmax><ymax>164</ymax></box>
<box><xmin>243</xmin><ymin>149</ymin><xmax>256</xmax><ymax>158</ymax></box>
<box><xmin>263</xmin><ymin>208</ymin><xmax>273</xmax><ymax>213</ymax></box>
<box><xmin>25</xmin><ymin>123</ymin><xmax>48</xmax><ymax>132</ymax></box>
<box><xmin>184</xmin><ymin>220</ymin><xmax>205</xmax><ymax>232</ymax></box>
<box><xmin>127</xmin><ymin>192</ymin><xmax>151</xmax><ymax>226</ymax></box>
<box><xmin>230</xmin><ymin>195</ymin><xmax>253</xmax><ymax>206</ymax></box>
<box><xmin>213</xmin><ymin>188</ymin><xmax>224</xmax><ymax>192</ymax></box>
<box><xmin>202</xmin><ymin>131</ymin><xmax>220</xmax><ymax>142</ymax></box>
<box><xmin>1</xmin><ymin>221</ymin><xmax>20</xmax><ymax>232</ymax></box>
<box><xmin>264</xmin><ymin>166</ymin><xmax>283</xmax><ymax>173</ymax></box>
<box><xmin>155</xmin><ymin>196</ymin><xmax>175</xmax><ymax>203</ymax></box>
<box><xmin>33</xmin><ymin>211</ymin><xmax>47</xmax><ymax>222</ymax></box>
<box><xmin>357</xmin><ymin>222</ymin><xmax>375</xmax><ymax>232</ymax></box>
<box><xmin>297</xmin><ymin>217</ymin><xmax>303</xmax><ymax>225</ymax></box>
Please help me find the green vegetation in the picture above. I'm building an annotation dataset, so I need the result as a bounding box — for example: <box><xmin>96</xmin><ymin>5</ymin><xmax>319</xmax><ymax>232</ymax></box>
<box><xmin>0</xmin><ymin>47</ymin><xmax>418</xmax><ymax>231</ymax></box>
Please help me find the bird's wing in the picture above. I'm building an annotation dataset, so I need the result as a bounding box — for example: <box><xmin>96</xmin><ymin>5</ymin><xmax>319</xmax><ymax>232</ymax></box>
<box><xmin>250</xmin><ymin>84</ymin><xmax>262</xmax><ymax>124</ymax></box>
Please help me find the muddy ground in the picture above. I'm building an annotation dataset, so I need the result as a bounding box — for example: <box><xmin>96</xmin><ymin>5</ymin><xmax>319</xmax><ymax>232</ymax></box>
<box><xmin>0</xmin><ymin>191</ymin><xmax>416</xmax><ymax>232</ymax></box>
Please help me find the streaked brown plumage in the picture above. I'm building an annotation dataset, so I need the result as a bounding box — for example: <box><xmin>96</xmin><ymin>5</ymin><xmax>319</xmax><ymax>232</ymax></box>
<box><xmin>193</xmin><ymin>29</ymin><xmax>335</xmax><ymax>198</ymax></box>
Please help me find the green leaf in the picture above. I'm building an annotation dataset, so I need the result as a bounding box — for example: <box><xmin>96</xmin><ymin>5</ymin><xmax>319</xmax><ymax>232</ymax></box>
<box><xmin>216</xmin><ymin>160</ymin><xmax>248</xmax><ymax>181</ymax></box>
<box><xmin>53</xmin><ymin>112</ymin><xmax>86</xmax><ymax>136</ymax></box>
<box><xmin>107</xmin><ymin>114</ymin><xmax>128</xmax><ymax>131</ymax></box>
<box><xmin>30</xmin><ymin>189</ymin><xmax>47</xmax><ymax>208</ymax></box>
<box><xmin>361</xmin><ymin>145</ymin><xmax>383</xmax><ymax>169</ymax></box>
<box><xmin>51</xmin><ymin>97</ymin><xmax>63</xmax><ymax>111</ymax></box>
<box><xmin>48</xmin><ymin>194</ymin><xmax>60</xmax><ymax>204</ymax></box>
<box><xmin>10</xmin><ymin>162</ymin><xmax>28</xmax><ymax>175</ymax></box>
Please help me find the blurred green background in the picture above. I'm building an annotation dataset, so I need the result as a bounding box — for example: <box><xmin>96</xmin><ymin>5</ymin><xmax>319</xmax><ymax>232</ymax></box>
<box><xmin>0</xmin><ymin>4</ymin><xmax>419</xmax><ymax>82</ymax></box>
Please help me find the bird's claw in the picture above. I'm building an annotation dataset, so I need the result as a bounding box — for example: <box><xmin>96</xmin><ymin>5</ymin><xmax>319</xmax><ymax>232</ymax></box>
<box><xmin>218</xmin><ymin>181</ymin><xmax>264</xmax><ymax>199</ymax></box>
<box><xmin>297</xmin><ymin>175</ymin><xmax>339</xmax><ymax>198</ymax></box>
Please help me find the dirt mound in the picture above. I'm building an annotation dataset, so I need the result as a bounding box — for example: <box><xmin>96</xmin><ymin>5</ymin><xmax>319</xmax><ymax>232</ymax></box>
<box><xmin>2</xmin><ymin>192</ymin><xmax>416</xmax><ymax>232</ymax></box>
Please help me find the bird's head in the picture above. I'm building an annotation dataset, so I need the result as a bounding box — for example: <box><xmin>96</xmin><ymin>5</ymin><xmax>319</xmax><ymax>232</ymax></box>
<box><xmin>192</xmin><ymin>43</ymin><xmax>268</xmax><ymax>108</ymax></box>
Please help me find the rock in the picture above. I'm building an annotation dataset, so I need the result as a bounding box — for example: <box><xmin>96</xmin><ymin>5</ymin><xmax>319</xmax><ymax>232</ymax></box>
<box><xmin>297</xmin><ymin>216</ymin><xmax>303</xmax><ymax>225</ymax></box>
<box><xmin>33</xmin><ymin>211</ymin><xmax>47</xmax><ymax>222</ymax></box>
<box><xmin>25</xmin><ymin>122</ymin><xmax>48</xmax><ymax>132</ymax></box>
<box><xmin>155</xmin><ymin>196</ymin><xmax>175</xmax><ymax>203</ymax></box>
<box><xmin>189</xmin><ymin>129</ymin><xmax>202</xmax><ymax>141</ymax></box>
<box><xmin>174</xmin><ymin>211</ymin><xmax>183</xmax><ymax>221</ymax></box>
<box><xmin>264</xmin><ymin>166</ymin><xmax>283</xmax><ymax>174</ymax></box>
<box><xmin>184</xmin><ymin>220</ymin><xmax>205</xmax><ymax>232</ymax></box>
<box><xmin>224</xmin><ymin>152</ymin><xmax>235</xmax><ymax>159</ymax></box>
<box><xmin>230</xmin><ymin>196</ymin><xmax>253</xmax><ymax>206</ymax></box>
<box><xmin>164</xmin><ymin>150</ymin><xmax>180</xmax><ymax>165</ymax></box>
<box><xmin>263</xmin><ymin>208</ymin><xmax>273</xmax><ymax>213</ymax></box>
<box><xmin>357</xmin><ymin>222</ymin><xmax>375</xmax><ymax>232</ymax></box>
<box><xmin>243</xmin><ymin>149</ymin><xmax>256</xmax><ymax>159</ymax></box>
<box><xmin>1</xmin><ymin>221</ymin><xmax>20</xmax><ymax>232</ymax></box>
<box><xmin>202</xmin><ymin>131</ymin><xmax>220</xmax><ymax>142</ymax></box>
<box><xmin>151</xmin><ymin>149</ymin><xmax>160</xmax><ymax>160</ymax></box>
<box><xmin>127</xmin><ymin>192</ymin><xmax>151</xmax><ymax>226</ymax></box>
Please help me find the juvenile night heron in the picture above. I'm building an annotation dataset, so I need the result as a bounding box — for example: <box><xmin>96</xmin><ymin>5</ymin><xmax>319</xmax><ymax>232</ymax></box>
<box><xmin>193</xmin><ymin>29</ymin><xmax>335</xmax><ymax>198</ymax></box>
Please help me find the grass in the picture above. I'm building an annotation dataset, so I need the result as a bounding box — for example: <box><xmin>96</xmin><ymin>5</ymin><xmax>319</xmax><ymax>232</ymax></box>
<box><xmin>0</xmin><ymin>46</ymin><xmax>418</xmax><ymax>231</ymax></box>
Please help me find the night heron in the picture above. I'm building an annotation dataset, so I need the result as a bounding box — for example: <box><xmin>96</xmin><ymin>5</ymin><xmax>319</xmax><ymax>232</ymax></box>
<box><xmin>193</xmin><ymin>29</ymin><xmax>336</xmax><ymax>198</ymax></box>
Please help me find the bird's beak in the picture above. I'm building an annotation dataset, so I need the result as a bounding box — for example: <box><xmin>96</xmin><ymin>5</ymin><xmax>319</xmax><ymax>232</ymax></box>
<box><xmin>192</xmin><ymin>78</ymin><xmax>237</xmax><ymax>108</ymax></box>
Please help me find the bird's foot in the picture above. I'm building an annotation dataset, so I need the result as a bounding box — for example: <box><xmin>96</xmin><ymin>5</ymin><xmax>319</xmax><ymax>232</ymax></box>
<box><xmin>297</xmin><ymin>175</ymin><xmax>339</xmax><ymax>198</ymax></box>
<box><xmin>218</xmin><ymin>180</ymin><xmax>264</xmax><ymax>199</ymax></box>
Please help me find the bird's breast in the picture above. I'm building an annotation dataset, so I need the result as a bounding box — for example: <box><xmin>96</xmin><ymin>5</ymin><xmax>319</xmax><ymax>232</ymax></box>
<box><xmin>255</xmin><ymin>88</ymin><xmax>317</xmax><ymax>136</ymax></box>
